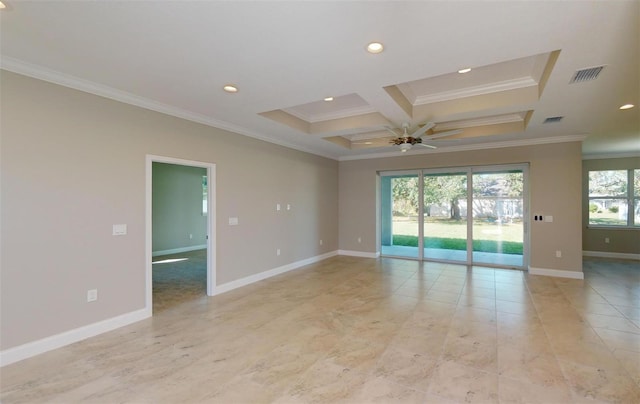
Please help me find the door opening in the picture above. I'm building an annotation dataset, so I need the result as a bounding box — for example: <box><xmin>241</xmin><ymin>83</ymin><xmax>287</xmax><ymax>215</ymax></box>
<box><xmin>145</xmin><ymin>155</ymin><xmax>216</xmax><ymax>314</ymax></box>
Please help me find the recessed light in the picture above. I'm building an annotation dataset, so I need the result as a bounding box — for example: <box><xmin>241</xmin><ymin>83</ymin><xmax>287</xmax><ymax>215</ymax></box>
<box><xmin>366</xmin><ymin>42</ymin><xmax>384</xmax><ymax>54</ymax></box>
<box><xmin>223</xmin><ymin>85</ymin><xmax>238</xmax><ymax>93</ymax></box>
<box><xmin>458</xmin><ymin>68</ymin><xmax>472</xmax><ymax>74</ymax></box>
<box><xmin>324</xmin><ymin>97</ymin><xmax>334</xmax><ymax>102</ymax></box>
<box><xmin>619</xmin><ymin>104</ymin><xmax>635</xmax><ymax>110</ymax></box>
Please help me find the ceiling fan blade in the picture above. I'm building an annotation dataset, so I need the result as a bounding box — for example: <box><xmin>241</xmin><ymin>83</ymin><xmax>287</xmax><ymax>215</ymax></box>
<box><xmin>423</xmin><ymin>129</ymin><xmax>463</xmax><ymax>140</ymax></box>
<box><xmin>417</xmin><ymin>143</ymin><xmax>437</xmax><ymax>149</ymax></box>
<box><xmin>410</xmin><ymin>122</ymin><xmax>436</xmax><ymax>138</ymax></box>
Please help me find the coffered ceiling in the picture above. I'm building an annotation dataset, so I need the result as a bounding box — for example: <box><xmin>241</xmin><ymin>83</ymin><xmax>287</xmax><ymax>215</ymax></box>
<box><xmin>1</xmin><ymin>1</ymin><xmax>638</xmax><ymax>160</ymax></box>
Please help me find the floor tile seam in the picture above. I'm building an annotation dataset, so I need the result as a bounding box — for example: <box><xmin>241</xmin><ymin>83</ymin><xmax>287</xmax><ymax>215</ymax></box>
<box><xmin>558</xmin><ymin>278</ymin><xmax>633</xmax><ymax>325</ymax></box>
<box><xmin>586</xmin><ymin>318</ymin><xmax>640</xmax><ymax>335</ymax></box>
<box><xmin>545</xmin><ymin>312</ymin><xmax>640</xmax><ymax>393</ymax></box>
<box><xmin>521</xmin><ymin>273</ymin><xmax>592</xmax><ymax>396</ymax></box>
<box><xmin>437</xmin><ymin>354</ymin><xmax>500</xmax><ymax>377</ymax></box>
<box><xmin>495</xmin><ymin>371</ymin><xmax>572</xmax><ymax>394</ymax></box>
<box><xmin>592</xmin><ymin>325</ymin><xmax>640</xmax><ymax>342</ymax></box>
<box><xmin>554</xmin><ymin>355</ymin><xmax>640</xmax><ymax>390</ymax></box>
<box><xmin>551</xmin><ymin>278</ymin><xmax>640</xmax><ymax>357</ymax></box>
<box><xmin>372</xmin><ymin>376</ymin><xmax>431</xmax><ymax>396</ymax></box>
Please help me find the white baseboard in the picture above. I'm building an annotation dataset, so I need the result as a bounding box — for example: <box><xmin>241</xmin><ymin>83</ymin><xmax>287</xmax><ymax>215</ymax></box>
<box><xmin>583</xmin><ymin>251</ymin><xmax>640</xmax><ymax>261</ymax></box>
<box><xmin>0</xmin><ymin>308</ymin><xmax>150</xmax><ymax>367</ymax></box>
<box><xmin>213</xmin><ymin>251</ymin><xmax>339</xmax><ymax>295</ymax></box>
<box><xmin>152</xmin><ymin>244</ymin><xmax>206</xmax><ymax>257</ymax></box>
<box><xmin>338</xmin><ymin>250</ymin><xmax>381</xmax><ymax>258</ymax></box>
<box><xmin>528</xmin><ymin>266</ymin><xmax>584</xmax><ymax>280</ymax></box>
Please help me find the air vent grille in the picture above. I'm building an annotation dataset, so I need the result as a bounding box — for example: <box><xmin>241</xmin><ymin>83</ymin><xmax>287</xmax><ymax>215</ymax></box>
<box><xmin>543</xmin><ymin>116</ymin><xmax>564</xmax><ymax>123</ymax></box>
<box><xmin>569</xmin><ymin>66</ymin><xmax>605</xmax><ymax>83</ymax></box>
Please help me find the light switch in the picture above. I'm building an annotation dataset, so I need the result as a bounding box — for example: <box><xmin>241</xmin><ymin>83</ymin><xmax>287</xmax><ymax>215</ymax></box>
<box><xmin>276</xmin><ymin>204</ymin><xmax>281</xmax><ymax>211</ymax></box>
<box><xmin>287</xmin><ymin>204</ymin><xmax>291</xmax><ymax>211</ymax></box>
<box><xmin>228</xmin><ymin>217</ymin><xmax>239</xmax><ymax>226</ymax></box>
<box><xmin>112</xmin><ymin>224</ymin><xmax>127</xmax><ymax>236</ymax></box>
<box><xmin>544</xmin><ymin>215</ymin><xmax>554</xmax><ymax>223</ymax></box>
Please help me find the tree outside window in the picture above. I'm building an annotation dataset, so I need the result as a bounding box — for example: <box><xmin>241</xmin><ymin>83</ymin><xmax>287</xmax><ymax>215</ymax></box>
<box><xmin>588</xmin><ymin>169</ymin><xmax>639</xmax><ymax>227</ymax></box>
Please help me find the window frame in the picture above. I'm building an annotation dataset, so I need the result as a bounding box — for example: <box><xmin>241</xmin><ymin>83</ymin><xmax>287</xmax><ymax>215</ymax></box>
<box><xmin>587</xmin><ymin>169</ymin><xmax>639</xmax><ymax>228</ymax></box>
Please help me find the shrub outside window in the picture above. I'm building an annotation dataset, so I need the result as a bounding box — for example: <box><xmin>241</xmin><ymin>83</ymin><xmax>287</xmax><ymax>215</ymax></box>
<box><xmin>588</xmin><ymin>169</ymin><xmax>639</xmax><ymax>227</ymax></box>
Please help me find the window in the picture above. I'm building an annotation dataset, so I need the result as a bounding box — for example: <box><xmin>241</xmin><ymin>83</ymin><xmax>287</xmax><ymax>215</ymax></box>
<box><xmin>588</xmin><ymin>169</ymin><xmax>639</xmax><ymax>227</ymax></box>
<box><xmin>202</xmin><ymin>175</ymin><xmax>208</xmax><ymax>216</ymax></box>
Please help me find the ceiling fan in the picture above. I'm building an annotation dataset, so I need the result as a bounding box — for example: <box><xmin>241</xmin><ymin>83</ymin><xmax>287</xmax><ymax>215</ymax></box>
<box><xmin>386</xmin><ymin>122</ymin><xmax>462</xmax><ymax>152</ymax></box>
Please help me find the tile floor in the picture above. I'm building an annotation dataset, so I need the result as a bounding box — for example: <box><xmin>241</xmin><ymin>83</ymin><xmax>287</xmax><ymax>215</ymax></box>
<box><xmin>1</xmin><ymin>256</ymin><xmax>639</xmax><ymax>403</ymax></box>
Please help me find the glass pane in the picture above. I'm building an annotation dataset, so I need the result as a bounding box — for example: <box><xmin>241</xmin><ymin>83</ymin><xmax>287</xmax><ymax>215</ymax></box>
<box><xmin>423</xmin><ymin>173</ymin><xmax>467</xmax><ymax>262</ymax></box>
<box><xmin>589</xmin><ymin>170</ymin><xmax>627</xmax><ymax>197</ymax></box>
<box><xmin>634</xmin><ymin>169</ymin><xmax>640</xmax><ymax>197</ymax></box>
<box><xmin>635</xmin><ymin>199</ymin><xmax>640</xmax><ymax>226</ymax></box>
<box><xmin>380</xmin><ymin>175</ymin><xmax>420</xmax><ymax>258</ymax></box>
<box><xmin>472</xmin><ymin>171</ymin><xmax>524</xmax><ymax>267</ymax></box>
<box><xmin>589</xmin><ymin>198</ymin><xmax>628</xmax><ymax>226</ymax></box>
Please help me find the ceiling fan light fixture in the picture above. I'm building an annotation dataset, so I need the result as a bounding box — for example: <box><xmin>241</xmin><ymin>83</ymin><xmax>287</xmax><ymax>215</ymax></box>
<box><xmin>458</xmin><ymin>67</ymin><xmax>472</xmax><ymax>74</ymax></box>
<box><xmin>366</xmin><ymin>42</ymin><xmax>384</xmax><ymax>54</ymax></box>
<box><xmin>399</xmin><ymin>143</ymin><xmax>412</xmax><ymax>152</ymax></box>
<box><xmin>223</xmin><ymin>85</ymin><xmax>238</xmax><ymax>93</ymax></box>
<box><xmin>619</xmin><ymin>104</ymin><xmax>635</xmax><ymax>110</ymax></box>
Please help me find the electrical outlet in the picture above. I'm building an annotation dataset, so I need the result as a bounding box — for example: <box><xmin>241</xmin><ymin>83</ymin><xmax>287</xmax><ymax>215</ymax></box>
<box><xmin>320</xmin><ymin>239</ymin><xmax>323</xmax><ymax>246</ymax></box>
<box><xmin>555</xmin><ymin>250</ymin><xmax>562</xmax><ymax>258</ymax></box>
<box><xmin>87</xmin><ymin>289</ymin><xmax>98</xmax><ymax>302</ymax></box>
<box><xmin>189</xmin><ymin>234</ymin><xmax>193</xmax><ymax>239</ymax></box>
<box><xmin>605</xmin><ymin>237</ymin><xmax>610</xmax><ymax>243</ymax></box>
<box><xmin>276</xmin><ymin>248</ymin><xmax>281</xmax><ymax>256</ymax></box>
<box><xmin>357</xmin><ymin>237</ymin><xmax>362</xmax><ymax>243</ymax></box>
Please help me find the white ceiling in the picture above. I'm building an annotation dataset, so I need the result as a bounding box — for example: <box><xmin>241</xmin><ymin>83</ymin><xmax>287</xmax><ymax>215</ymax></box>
<box><xmin>1</xmin><ymin>1</ymin><xmax>638</xmax><ymax>160</ymax></box>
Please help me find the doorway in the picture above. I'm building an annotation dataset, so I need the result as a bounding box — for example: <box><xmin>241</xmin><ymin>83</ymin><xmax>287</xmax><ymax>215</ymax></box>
<box><xmin>380</xmin><ymin>164</ymin><xmax>528</xmax><ymax>269</ymax></box>
<box><xmin>145</xmin><ymin>155</ymin><xmax>216</xmax><ymax>314</ymax></box>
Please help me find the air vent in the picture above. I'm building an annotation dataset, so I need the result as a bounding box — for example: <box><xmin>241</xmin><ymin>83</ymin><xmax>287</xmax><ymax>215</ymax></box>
<box><xmin>543</xmin><ymin>116</ymin><xmax>564</xmax><ymax>123</ymax></box>
<box><xmin>569</xmin><ymin>66</ymin><xmax>605</xmax><ymax>84</ymax></box>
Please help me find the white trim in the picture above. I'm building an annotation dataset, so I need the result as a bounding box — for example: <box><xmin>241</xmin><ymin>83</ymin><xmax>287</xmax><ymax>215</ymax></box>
<box><xmin>583</xmin><ymin>251</ymin><xmax>640</xmax><ymax>261</ymax></box>
<box><xmin>0</xmin><ymin>308</ymin><xmax>150</xmax><ymax>367</ymax></box>
<box><xmin>528</xmin><ymin>266</ymin><xmax>584</xmax><ymax>279</ymax></box>
<box><xmin>0</xmin><ymin>58</ymin><xmax>336</xmax><ymax>161</ymax></box>
<box><xmin>283</xmin><ymin>105</ymin><xmax>377</xmax><ymax>124</ymax></box>
<box><xmin>413</xmin><ymin>77</ymin><xmax>537</xmax><ymax>105</ymax></box>
<box><xmin>213</xmin><ymin>251</ymin><xmax>338</xmax><ymax>295</ymax></box>
<box><xmin>152</xmin><ymin>244</ymin><xmax>207</xmax><ymax>257</ymax></box>
<box><xmin>338</xmin><ymin>250</ymin><xmax>381</xmax><ymax>258</ymax></box>
<box><xmin>435</xmin><ymin>113</ymin><xmax>526</xmax><ymax>130</ymax></box>
<box><xmin>582</xmin><ymin>152</ymin><xmax>640</xmax><ymax>160</ymax></box>
<box><xmin>339</xmin><ymin>135</ymin><xmax>588</xmax><ymax>161</ymax></box>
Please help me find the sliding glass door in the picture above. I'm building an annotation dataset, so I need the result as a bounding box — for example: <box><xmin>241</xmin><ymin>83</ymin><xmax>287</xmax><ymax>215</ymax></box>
<box><xmin>471</xmin><ymin>170</ymin><xmax>525</xmax><ymax>267</ymax></box>
<box><xmin>380</xmin><ymin>172</ymin><xmax>421</xmax><ymax>258</ymax></box>
<box><xmin>423</xmin><ymin>172</ymin><xmax>468</xmax><ymax>262</ymax></box>
<box><xmin>380</xmin><ymin>165</ymin><xmax>527</xmax><ymax>269</ymax></box>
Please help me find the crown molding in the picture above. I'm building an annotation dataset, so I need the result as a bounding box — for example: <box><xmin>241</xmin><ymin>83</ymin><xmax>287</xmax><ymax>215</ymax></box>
<box><xmin>0</xmin><ymin>57</ymin><xmax>339</xmax><ymax>160</ymax></box>
<box><xmin>283</xmin><ymin>105</ymin><xmax>377</xmax><ymax>124</ymax></box>
<box><xmin>338</xmin><ymin>134</ymin><xmax>588</xmax><ymax>161</ymax></box>
<box><xmin>413</xmin><ymin>77</ymin><xmax>538</xmax><ymax>105</ymax></box>
<box><xmin>582</xmin><ymin>151</ymin><xmax>640</xmax><ymax>160</ymax></box>
<box><xmin>436</xmin><ymin>113</ymin><xmax>526</xmax><ymax>130</ymax></box>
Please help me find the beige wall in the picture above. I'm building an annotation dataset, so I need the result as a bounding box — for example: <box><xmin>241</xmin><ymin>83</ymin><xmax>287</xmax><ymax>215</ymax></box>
<box><xmin>582</xmin><ymin>157</ymin><xmax>640</xmax><ymax>254</ymax></box>
<box><xmin>0</xmin><ymin>71</ymin><xmax>339</xmax><ymax>350</ymax></box>
<box><xmin>339</xmin><ymin>142</ymin><xmax>583</xmax><ymax>272</ymax></box>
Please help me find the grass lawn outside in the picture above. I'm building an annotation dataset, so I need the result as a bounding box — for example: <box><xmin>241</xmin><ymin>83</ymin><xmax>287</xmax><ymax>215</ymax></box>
<box><xmin>392</xmin><ymin>217</ymin><xmax>524</xmax><ymax>255</ymax></box>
